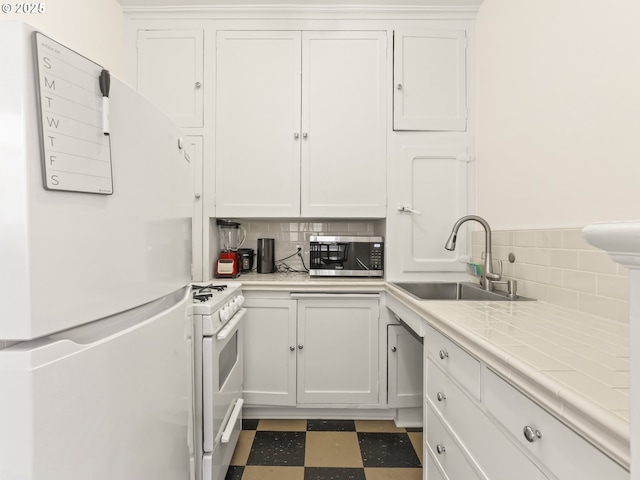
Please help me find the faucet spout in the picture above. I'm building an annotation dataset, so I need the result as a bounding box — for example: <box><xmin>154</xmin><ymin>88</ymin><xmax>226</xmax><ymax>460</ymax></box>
<box><xmin>444</xmin><ymin>215</ymin><xmax>500</xmax><ymax>290</ymax></box>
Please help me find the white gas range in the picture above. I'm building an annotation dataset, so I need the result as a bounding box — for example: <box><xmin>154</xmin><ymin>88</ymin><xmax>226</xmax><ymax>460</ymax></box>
<box><xmin>189</xmin><ymin>283</ymin><xmax>245</xmax><ymax>480</ymax></box>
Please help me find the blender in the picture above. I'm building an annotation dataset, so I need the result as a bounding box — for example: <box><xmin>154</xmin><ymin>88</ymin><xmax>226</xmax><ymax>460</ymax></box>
<box><xmin>214</xmin><ymin>219</ymin><xmax>246</xmax><ymax>278</ymax></box>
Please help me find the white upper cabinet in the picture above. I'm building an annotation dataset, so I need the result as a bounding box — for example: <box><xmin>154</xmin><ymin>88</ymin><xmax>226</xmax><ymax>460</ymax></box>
<box><xmin>215</xmin><ymin>30</ymin><xmax>387</xmax><ymax>218</ymax></box>
<box><xmin>215</xmin><ymin>31</ymin><xmax>302</xmax><ymax>217</ymax></box>
<box><xmin>393</xmin><ymin>29</ymin><xmax>467</xmax><ymax>131</ymax></box>
<box><xmin>393</xmin><ymin>145</ymin><xmax>471</xmax><ymax>273</ymax></box>
<box><xmin>136</xmin><ymin>29</ymin><xmax>204</xmax><ymax>128</ymax></box>
<box><xmin>301</xmin><ymin>31</ymin><xmax>387</xmax><ymax>218</ymax></box>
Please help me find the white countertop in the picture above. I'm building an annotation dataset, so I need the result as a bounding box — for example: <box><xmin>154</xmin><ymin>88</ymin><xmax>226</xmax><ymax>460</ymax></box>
<box><xmin>385</xmin><ymin>283</ymin><xmax>630</xmax><ymax>469</ymax></box>
<box><xmin>229</xmin><ymin>271</ymin><xmax>630</xmax><ymax>468</ymax></box>
<box><xmin>237</xmin><ymin>271</ymin><xmax>385</xmax><ymax>291</ymax></box>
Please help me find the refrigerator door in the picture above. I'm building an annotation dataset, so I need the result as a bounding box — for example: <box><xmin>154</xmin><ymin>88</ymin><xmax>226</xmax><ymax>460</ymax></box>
<box><xmin>0</xmin><ymin>287</ymin><xmax>192</xmax><ymax>480</ymax></box>
<box><xmin>0</xmin><ymin>22</ymin><xmax>193</xmax><ymax>340</ymax></box>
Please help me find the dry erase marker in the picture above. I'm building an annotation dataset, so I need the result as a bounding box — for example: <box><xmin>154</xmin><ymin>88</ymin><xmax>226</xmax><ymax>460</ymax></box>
<box><xmin>99</xmin><ymin>69</ymin><xmax>110</xmax><ymax>135</ymax></box>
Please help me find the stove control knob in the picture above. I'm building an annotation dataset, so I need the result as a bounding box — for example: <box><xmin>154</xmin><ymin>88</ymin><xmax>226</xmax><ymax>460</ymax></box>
<box><xmin>220</xmin><ymin>308</ymin><xmax>230</xmax><ymax>322</ymax></box>
<box><xmin>237</xmin><ymin>295</ymin><xmax>245</xmax><ymax>307</ymax></box>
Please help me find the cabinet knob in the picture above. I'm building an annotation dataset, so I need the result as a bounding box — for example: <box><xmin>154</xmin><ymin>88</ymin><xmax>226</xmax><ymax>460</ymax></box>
<box><xmin>523</xmin><ymin>425</ymin><xmax>542</xmax><ymax>443</ymax></box>
<box><xmin>195</xmin><ymin>81</ymin><xmax>202</xmax><ymax>88</ymax></box>
<box><xmin>289</xmin><ymin>346</ymin><xmax>295</xmax><ymax>351</ymax></box>
<box><xmin>436</xmin><ymin>444</ymin><xmax>446</xmax><ymax>455</ymax></box>
<box><xmin>396</xmin><ymin>83</ymin><xmax>403</xmax><ymax>90</ymax></box>
<box><xmin>439</xmin><ymin>350</ymin><xmax>449</xmax><ymax>360</ymax></box>
<box><xmin>294</xmin><ymin>132</ymin><xmax>300</xmax><ymax>139</ymax></box>
<box><xmin>391</xmin><ymin>346</ymin><xmax>397</xmax><ymax>353</ymax></box>
<box><xmin>436</xmin><ymin>392</ymin><xmax>447</xmax><ymax>402</ymax></box>
<box><xmin>302</xmin><ymin>132</ymin><xmax>308</xmax><ymax>139</ymax></box>
<box><xmin>298</xmin><ymin>344</ymin><xmax>304</xmax><ymax>350</ymax></box>
<box><xmin>194</xmin><ymin>193</ymin><xmax>201</xmax><ymax>199</ymax></box>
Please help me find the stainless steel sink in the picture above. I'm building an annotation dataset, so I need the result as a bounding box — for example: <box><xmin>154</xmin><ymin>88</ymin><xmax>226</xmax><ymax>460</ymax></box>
<box><xmin>392</xmin><ymin>282</ymin><xmax>533</xmax><ymax>301</ymax></box>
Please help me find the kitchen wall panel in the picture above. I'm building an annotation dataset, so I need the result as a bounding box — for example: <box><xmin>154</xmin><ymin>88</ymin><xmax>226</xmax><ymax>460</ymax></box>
<box><xmin>476</xmin><ymin>0</ymin><xmax>640</xmax><ymax>229</ymax></box>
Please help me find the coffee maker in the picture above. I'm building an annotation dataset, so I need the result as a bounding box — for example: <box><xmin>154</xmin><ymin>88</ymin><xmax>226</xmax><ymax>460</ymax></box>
<box><xmin>214</xmin><ymin>219</ymin><xmax>245</xmax><ymax>278</ymax></box>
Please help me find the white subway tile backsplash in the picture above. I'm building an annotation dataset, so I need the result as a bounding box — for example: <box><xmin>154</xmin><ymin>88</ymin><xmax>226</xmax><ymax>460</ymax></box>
<box><xmin>536</xmin><ymin>230</ymin><xmax>563</xmax><ymax>249</ymax></box>
<box><xmin>515</xmin><ymin>230</ymin><xmax>537</xmax><ymax>247</ymax></box>
<box><xmin>549</xmin><ymin>249</ymin><xmax>579</xmax><ymax>270</ymax></box>
<box><xmin>563</xmin><ymin>270</ymin><xmax>597</xmax><ymax>294</ymax></box>
<box><xmin>597</xmin><ymin>274</ymin><xmax>630</xmax><ymax>301</ymax></box>
<box><xmin>547</xmin><ymin>286</ymin><xmax>579</xmax><ymax>310</ymax></box>
<box><xmin>493</xmin><ymin>230</ymin><xmax>514</xmax><ymax>246</ymax></box>
<box><xmin>472</xmin><ymin>227</ymin><xmax>630</xmax><ymax>324</ymax></box>
<box><xmin>563</xmin><ymin>229</ymin><xmax>597</xmax><ymax>250</ymax></box>
<box><xmin>238</xmin><ymin>218</ymin><xmax>376</xmax><ymax>271</ymax></box>
<box><xmin>579</xmin><ymin>250</ymin><xmax>619</xmax><ymax>275</ymax></box>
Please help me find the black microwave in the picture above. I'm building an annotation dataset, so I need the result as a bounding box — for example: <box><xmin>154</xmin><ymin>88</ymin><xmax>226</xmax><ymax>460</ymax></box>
<box><xmin>309</xmin><ymin>235</ymin><xmax>384</xmax><ymax>277</ymax></box>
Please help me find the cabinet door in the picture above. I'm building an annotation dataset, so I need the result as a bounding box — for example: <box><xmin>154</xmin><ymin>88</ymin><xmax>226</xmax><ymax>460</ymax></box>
<box><xmin>242</xmin><ymin>298</ymin><xmax>297</xmax><ymax>406</ymax></box>
<box><xmin>393</xmin><ymin>29</ymin><xmax>467</xmax><ymax>131</ymax></box>
<box><xmin>136</xmin><ymin>30</ymin><xmax>203</xmax><ymax>127</ymax></box>
<box><xmin>215</xmin><ymin>31</ymin><xmax>301</xmax><ymax>217</ymax></box>
<box><xmin>392</xmin><ymin>145</ymin><xmax>471</xmax><ymax>273</ymax></box>
<box><xmin>301</xmin><ymin>31</ymin><xmax>387</xmax><ymax>218</ymax></box>
<box><xmin>296</xmin><ymin>297</ymin><xmax>379</xmax><ymax>404</ymax></box>
<box><xmin>387</xmin><ymin>325</ymin><xmax>423</xmax><ymax>408</ymax></box>
<box><xmin>185</xmin><ymin>136</ymin><xmax>203</xmax><ymax>281</ymax></box>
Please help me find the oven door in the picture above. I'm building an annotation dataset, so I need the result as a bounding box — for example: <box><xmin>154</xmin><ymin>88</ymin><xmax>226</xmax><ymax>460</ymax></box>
<box><xmin>201</xmin><ymin>308</ymin><xmax>245</xmax><ymax>480</ymax></box>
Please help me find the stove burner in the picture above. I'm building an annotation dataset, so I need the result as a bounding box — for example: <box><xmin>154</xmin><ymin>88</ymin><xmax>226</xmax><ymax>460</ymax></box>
<box><xmin>193</xmin><ymin>293</ymin><xmax>212</xmax><ymax>302</ymax></box>
<box><xmin>192</xmin><ymin>284</ymin><xmax>229</xmax><ymax>302</ymax></box>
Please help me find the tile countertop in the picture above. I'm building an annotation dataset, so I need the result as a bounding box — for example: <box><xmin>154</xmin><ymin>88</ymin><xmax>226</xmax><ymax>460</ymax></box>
<box><xmin>237</xmin><ymin>271</ymin><xmax>386</xmax><ymax>292</ymax></box>
<box><xmin>385</xmin><ymin>283</ymin><xmax>630</xmax><ymax>470</ymax></box>
<box><xmin>227</xmin><ymin>272</ymin><xmax>629</xmax><ymax>468</ymax></box>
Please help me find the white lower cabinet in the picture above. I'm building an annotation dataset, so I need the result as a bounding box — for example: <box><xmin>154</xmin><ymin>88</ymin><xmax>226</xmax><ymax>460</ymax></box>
<box><xmin>423</xmin><ymin>324</ymin><xmax>628</xmax><ymax>480</ymax></box>
<box><xmin>387</xmin><ymin>324</ymin><xmax>423</xmax><ymax>408</ymax></box>
<box><xmin>243</xmin><ymin>294</ymin><xmax>380</xmax><ymax>406</ymax></box>
<box><xmin>426</xmin><ymin>403</ymin><xmax>485</xmax><ymax>480</ymax></box>
<box><xmin>242</xmin><ymin>297</ymin><xmax>297</xmax><ymax>406</ymax></box>
<box><xmin>427</xmin><ymin>358</ymin><xmax>546</xmax><ymax>480</ymax></box>
<box><xmin>483</xmin><ymin>368</ymin><xmax>628</xmax><ymax>480</ymax></box>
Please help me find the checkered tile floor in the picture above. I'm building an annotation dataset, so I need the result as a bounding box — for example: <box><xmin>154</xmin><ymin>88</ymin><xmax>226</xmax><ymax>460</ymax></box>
<box><xmin>226</xmin><ymin>419</ymin><xmax>423</xmax><ymax>480</ymax></box>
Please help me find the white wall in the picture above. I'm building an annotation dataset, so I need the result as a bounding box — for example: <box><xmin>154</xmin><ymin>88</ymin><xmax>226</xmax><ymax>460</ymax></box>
<box><xmin>2</xmin><ymin>0</ymin><xmax>126</xmax><ymax>80</ymax></box>
<box><xmin>476</xmin><ymin>0</ymin><xmax>640</xmax><ymax>230</ymax></box>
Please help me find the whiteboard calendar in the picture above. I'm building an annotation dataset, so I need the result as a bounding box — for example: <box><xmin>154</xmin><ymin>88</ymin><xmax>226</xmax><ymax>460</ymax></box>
<box><xmin>34</xmin><ymin>32</ymin><xmax>113</xmax><ymax>194</ymax></box>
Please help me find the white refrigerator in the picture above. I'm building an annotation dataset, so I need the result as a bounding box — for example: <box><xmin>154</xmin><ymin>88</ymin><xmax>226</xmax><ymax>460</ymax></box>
<box><xmin>0</xmin><ymin>22</ymin><xmax>194</xmax><ymax>480</ymax></box>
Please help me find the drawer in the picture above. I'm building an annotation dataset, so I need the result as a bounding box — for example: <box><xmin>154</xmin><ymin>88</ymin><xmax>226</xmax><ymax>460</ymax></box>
<box><xmin>426</xmin><ymin>404</ymin><xmax>485</xmax><ymax>480</ymax></box>
<box><xmin>426</xmin><ymin>448</ymin><xmax>455</xmax><ymax>480</ymax></box>
<box><xmin>484</xmin><ymin>368</ymin><xmax>629</xmax><ymax>480</ymax></box>
<box><xmin>427</xmin><ymin>358</ymin><xmax>475</xmax><ymax>433</ymax></box>
<box><xmin>425</xmin><ymin>324</ymin><xmax>480</xmax><ymax>399</ymax></box>
<box><xmin>427</xmin><ymin>362</ymin><xmax>547</xmax><ymax>480</ymax></box>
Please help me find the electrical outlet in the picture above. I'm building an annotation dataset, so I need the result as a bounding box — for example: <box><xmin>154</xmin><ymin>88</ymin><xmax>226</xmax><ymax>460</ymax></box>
<box><xmin>296</xmin><ymin>244</ymin><xmax>302</xmax><ymax>251</ymax></box>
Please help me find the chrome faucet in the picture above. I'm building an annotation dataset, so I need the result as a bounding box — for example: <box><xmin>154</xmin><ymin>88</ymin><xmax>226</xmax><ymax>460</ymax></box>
<box><xmin>444</xmin><ymin>215</ymin><xmax>502</xmax><ymax>291</ymax></box>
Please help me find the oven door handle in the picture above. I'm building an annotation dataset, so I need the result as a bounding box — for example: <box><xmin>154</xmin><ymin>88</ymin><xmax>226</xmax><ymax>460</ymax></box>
<box><xmin>216</xmin><ymin>308</ymin><xmax>246</xmax><ymax>340</ymax></box>
<box><xmin>221</xmin><ymin>398</ymin><xmax>244</xmax><ymax>444</ymax></box>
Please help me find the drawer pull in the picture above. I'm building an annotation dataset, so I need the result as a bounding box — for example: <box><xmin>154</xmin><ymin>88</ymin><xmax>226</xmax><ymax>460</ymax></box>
<box><xmin>439</xmin><ymin>350</ymin><xmax>449</xmax><ymax>360</ymax></box>
<box><xmin>436</xmin><ymin>444</ymin><xmax>446</xmax><ymax>455</ymax></box>
<box><xmin>436</xmin><ymin>392</ymin><xmax>447</xmax><ymax>402</ymax></box>
<box><xmin>523</xmin><ymin>425</ymin><xmax>542</xmax><ymax>443</ymax></box>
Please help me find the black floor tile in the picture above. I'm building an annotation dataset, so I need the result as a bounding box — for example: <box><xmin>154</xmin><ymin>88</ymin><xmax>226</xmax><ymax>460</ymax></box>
<box><xmin>357</xmin><ymin>432</ymin><xmax>422</xmax><ymax>468</ymax></box>
<box><xmin>224</xmin><ymin>465</ymin><xmax>244</xmax><ymax>480</ymax></box>
<box><xmin>246</xmin><ymin>431</ymin><xmax>306</xmax><ymax>466</ymax></box>
<box><xmin>304</xmin><ymin>467</ymin><xmax>367</xmax><ymax>480</ymax></box>
<box><xmin>242</xmin><ymin>418</ymin><xmax>260</xmax><ymax>430</ymax></box>
<box><xmin>307</xmin><ymin>419</ymin><xmax>356</xmax><ymax>431</ymax></box>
